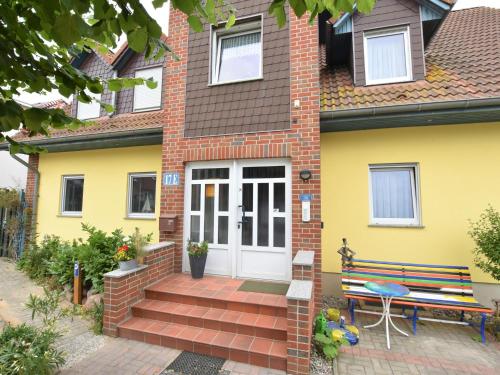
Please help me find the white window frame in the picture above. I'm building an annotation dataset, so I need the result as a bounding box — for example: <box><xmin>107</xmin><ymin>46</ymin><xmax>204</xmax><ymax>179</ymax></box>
<box><xmin>363</xmin><ymin>26</ymin><xmax>413</xmax><ymax>85</ymax></box>
<box><xmin>210</xmin><ymin>18</ymin><xmax>263</xmax><ymax>85</ymax></box>
<box><xmin>368</xmin><ymin>164</ymin><xmax>421</xmax><ymax>226</ymax></box>
<box><xmin>76</xmin><ymin>92</ymin><xmax>101</xmax><ymax>120</ymax></box>
<box><xmin>127</xmin><ymin>172</ymin><xmax>157</xmax><ymax>219</ymax></box>
<box><xmin>61</xmin><ymin>175</ymin><xmax>84</xmax><ymax>216</ymax></box>
<box><xmin>133</xmin><ymin>66</ymin><xmax>163</xmax><ymax>112</ymax></box>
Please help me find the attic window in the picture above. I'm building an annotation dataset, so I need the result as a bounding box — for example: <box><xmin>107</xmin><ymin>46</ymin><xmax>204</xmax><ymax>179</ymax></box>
<box><xmin>363</xmin><ymin>26</ymin><xmax>412</xmax><ymax>85</ymax></box>
<box><xmin>133</xmin><ymin>66</ymin><xmax>163</xmax><ymax>112</ymax></box>
<box><xmin>76</xmin><ymin>92</ymin><xmax>101</xmax><ymax>120</ymax></box>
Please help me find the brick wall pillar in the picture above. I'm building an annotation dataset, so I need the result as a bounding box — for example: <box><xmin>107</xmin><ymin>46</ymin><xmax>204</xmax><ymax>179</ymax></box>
<box><xmin>289</xmin><ymin>7</ymin><xmax>322</xmax><ymax>309</ymax></box>
<box><xmin>159</xmin><ymin>8</ymin><xmax>189</xmax><ymax>272</ymax></box>
<box><xmin>287</xmin><ymin>280</ymin><xmax>314</xmax><ymax>375</ymax></box>
<box><xmin>103</xmin><ymin>242</ymin><xmax>175</xmax><ymax>336</ymax></box>
<box><xmin>24</xmin><ymin>154</ymin><xmax>39</xmax><ymax>243</ymax></box>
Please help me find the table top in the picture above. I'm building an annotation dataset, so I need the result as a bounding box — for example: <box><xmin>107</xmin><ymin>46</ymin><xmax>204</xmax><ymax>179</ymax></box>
<box><xmin>364</xmin><ymin>281</ymin><xmax>410</xmax><ymax>297</ymax></box>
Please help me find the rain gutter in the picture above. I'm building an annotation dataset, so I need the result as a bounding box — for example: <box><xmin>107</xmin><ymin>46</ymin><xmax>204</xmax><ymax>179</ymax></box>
<box><xmin>320</xmin><ymin>97</ymin><xmax>500</xmax><ymax>132</ymax></box>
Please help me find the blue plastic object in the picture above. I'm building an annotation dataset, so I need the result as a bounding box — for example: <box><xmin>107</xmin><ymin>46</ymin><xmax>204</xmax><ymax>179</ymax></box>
<box><xmin>326</xmin><ymin>321</ymin><xmax>359</xmax><ymax>346</ymax></box>
<box><xmin>364</xmin><ymin>281</ymin><xmax>410</xmax><ymax>297</ymax></box>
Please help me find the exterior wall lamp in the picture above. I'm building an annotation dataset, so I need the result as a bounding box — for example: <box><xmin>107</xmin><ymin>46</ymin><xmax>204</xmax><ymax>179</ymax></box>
<box><xmin>299</xmin><ymin>169</ymin><xmax>312</xmax><ymax>181</ymax></box>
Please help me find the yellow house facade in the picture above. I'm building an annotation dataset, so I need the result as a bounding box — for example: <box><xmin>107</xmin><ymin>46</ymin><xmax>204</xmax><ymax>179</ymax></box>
<box><xmin>320</xmin><ymin>122</ymin><xmax>500</xmax><ymax>304</ymax></box>
<box><xmin>36</xmin><ymin>145</ymin><xmax>162</xmax><ymax>242</ymax></box>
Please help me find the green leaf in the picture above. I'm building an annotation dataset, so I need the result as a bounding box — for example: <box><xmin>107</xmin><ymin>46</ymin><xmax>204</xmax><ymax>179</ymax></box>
<box><xmin>172</xmin><ymin>0</ymin><xmax>195</xmax><ymax>15</ymax></box>
<box><xmin>357</xmin><ymin>0</ymin><xmax>376</xmax><ymax>14</ymax></box>
<box><xmin>145</xmin><ymin>79</ymin><xmax>158</xmax><ymax>89</ymax></box>
<box><xmin>187</xmin><ymin>15</ymin><xmax>204</xmax><ymax>32</ymax></box>
<box><xmin>225</xmin><ymin>13</ymin><xmax>236</xmax><ymax>30</ymax></box>
<box><xmin>323</xmin><ymin>344</ymin><xmax>338</xmax><ymax>360</ymax></box>
<box><xmin>107</xmin><ymin>79</ymin><xmax>123</xmax><ymax>92</ymax></box>
<box><xmin>289</xmin><ymin>0</ymin><xmax>307</xmax><ymax>18</ymax></box>
<box><xmin>152</xmin><ymin>0</ymin><xmax>169</xmax><ymax>8</ymax></box>
<box><xmin>23</xmin><ymin>108</ymin><xmax>50</xmax><ymax>133</ymax></box>
<box><xmin>127</xmin><ymin>27</ymin><xmax>148</xmax><ymax>52</ymax></box>
<box><xmin>52</xmin><ymin>14</ymin><xmax>83</xmax><ymax>46</ymax></box>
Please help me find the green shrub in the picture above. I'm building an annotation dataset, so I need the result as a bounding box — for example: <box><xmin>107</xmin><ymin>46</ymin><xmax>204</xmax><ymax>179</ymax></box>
<box><xmin>47</xmin><ymin>242</ymin><xmax>78</xmax><ymax>288</ymax></box>
<box><xmin>17</xmin><ymin>236</ymin><xmax>64</xmax><ymax>281</ymax></box>
<box><xmin>0</xmin><ymin>324</ymin><xmax>65</xmax><ymax>375</ymax></box>
<box><xmin>469</xmin><ymin>206</ymin><xmax>500</xmax><ymax>281</ymax></box>
<box><xmin>89</xmin><ymin>301</ymin><xmax>104</xmax><ymax>335</ymax></box>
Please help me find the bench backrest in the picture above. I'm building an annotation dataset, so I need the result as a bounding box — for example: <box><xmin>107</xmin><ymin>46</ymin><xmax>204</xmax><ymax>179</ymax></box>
<box><xmin>342</xmin><ymin>258</ymin><xmax>473</xmax><ymax>296</ymax></box>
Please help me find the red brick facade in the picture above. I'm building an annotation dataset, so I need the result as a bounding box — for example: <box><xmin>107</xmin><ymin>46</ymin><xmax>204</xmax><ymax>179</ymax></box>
<box><xmin>160</xmin><ymin>9</ymin><xmax>322</xmax><ymax>307</ymax></box>
<box><xmin>24</xmin><ymin>154</ymin><xmax>39</xmax><ymax>242</ymax></box>
<box><xmin>103</xmin><ymin>242</ymin><xmax>175</xmax><ymax>337</ymax></box>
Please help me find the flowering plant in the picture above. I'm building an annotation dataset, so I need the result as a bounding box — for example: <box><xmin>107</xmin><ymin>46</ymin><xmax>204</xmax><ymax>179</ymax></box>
<box><xmin>187</xmin><ymin>240</ymin><xmax>209</xmax><ymax>257</ymax></box>
<box><xmin>114</xmin><ymin>244</ymin><xmax>135</xmax><ymax>262</ymax></box>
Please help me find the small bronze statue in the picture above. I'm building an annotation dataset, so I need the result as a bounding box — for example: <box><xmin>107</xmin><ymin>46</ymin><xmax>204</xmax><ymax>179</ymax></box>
<box><xmin>337</xmin><ymin>238</ymin><xmax>356</xmax><ymax>267</ymax></box>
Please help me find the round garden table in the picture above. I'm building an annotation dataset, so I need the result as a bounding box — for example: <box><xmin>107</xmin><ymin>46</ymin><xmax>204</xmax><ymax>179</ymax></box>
<box><xmin>363</xmin><ymin>281</ymin><xmax>410</xmax><ymax>350</ymax></box>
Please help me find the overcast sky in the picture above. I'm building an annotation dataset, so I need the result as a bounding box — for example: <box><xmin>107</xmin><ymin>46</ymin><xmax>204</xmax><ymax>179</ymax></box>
<box><xmin>15</xmin><ymin>0</ymin><xmax>500</xmax><ymax>105</ymax></box>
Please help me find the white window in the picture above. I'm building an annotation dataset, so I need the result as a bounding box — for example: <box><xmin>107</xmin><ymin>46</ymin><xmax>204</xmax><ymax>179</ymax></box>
<box><xmin>211</xmin><ymin>19</ymin><xmax>262</xmax><ymax>84</ymax></box>
<box><xmin>61</xmin><ymin>175</ymin><xmax>84</xmax><ymax>216</ymax></box>
<box><xmin>133</xmin><ymin>67</ymin><xmax>163</xmax><ymax>112</ymax></box>
<box><xmin>369</xmin><ymin>164</ymin><xmax>420</xmax><ymax>226</ymax></box>
<box><xmin>128</xmin><ymin>173</ymin><xmax>156</xmax><ymax>218</ymax></box>
<box><xmin>364</xmin><ymin>26</ymin><xmax>412</xmax><ymax>85</ymax></box>
<box><xmin>76</xmin><ymin>92</ymin><xmax>101</xmax><ymax>120</ymax></box>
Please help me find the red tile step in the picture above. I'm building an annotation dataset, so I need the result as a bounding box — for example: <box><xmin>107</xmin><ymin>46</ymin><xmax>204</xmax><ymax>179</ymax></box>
<box><xmin>132</xmin><ymin>299</ymin><xmax>287</xmax><ymax>341</ymax></box>
<box><xmin>118</xmin><ymin>317</ymin><xmax>287</xmax><ymax>371</ymax></box>
<box><xmin>145</xmin><ymin>284</ymin><xmax>287</xmax><ymax>318</ymax></box>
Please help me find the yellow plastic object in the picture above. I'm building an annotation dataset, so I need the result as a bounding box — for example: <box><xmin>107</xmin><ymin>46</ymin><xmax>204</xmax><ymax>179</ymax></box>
<box><xmin>327</xmin><ymin>308</ymin><xmax>341</xmax><ymax>322</ymax></box>
<box><xmin>345</xmin><ymin>325</ymin><xmax>359</xmax><ymax>337</ymax></box>
<box><xmin>331</xmin><ymin>329</ymin><xmax>344</xmax><ymax>342</ymax></box>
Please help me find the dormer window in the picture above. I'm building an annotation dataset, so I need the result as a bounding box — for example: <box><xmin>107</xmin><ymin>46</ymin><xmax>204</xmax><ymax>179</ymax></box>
<box><xmin>363</xmin><ymin>26</ymin><xmax>412</xmax><ymax>85</ymax></box>
<box><xmin>76</xmin><ymin>92</ymin><xmax>101</xmax><ymax>120</ymax></box>
<box><xmin>133</xmin><ymin>66</ymin><xmax>163</xmax><ymax>112</ymax></box>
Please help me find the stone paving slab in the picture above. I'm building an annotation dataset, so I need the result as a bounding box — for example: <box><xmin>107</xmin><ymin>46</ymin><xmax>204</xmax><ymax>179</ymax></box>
<box><xmin>337</xmin><ymin>310</ymin><xmax>500</xmax><ymax>375</ymax></box>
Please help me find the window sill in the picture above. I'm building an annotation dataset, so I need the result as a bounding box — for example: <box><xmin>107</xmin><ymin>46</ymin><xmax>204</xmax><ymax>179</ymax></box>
<box><xmin>124</xmin><ymin>216</ymin><xmax>157</xmax><ymax>221</ymax></box>
<box><xmin>368</xmin><ymin>224</ymin><xmax>424</xmax><ymax>229</ymax></box>
<box><xmin>364</xmin><ymin>78</ymin><xmax>414</xmax><ymax>86</ymax></box>
<box><xmin>132</xmin><ymin>107</ymin><xmax>162</xmax><ymax>114</ymax></box>
<box><xmin>208</xmin><ymin>76</ymin><xmax>263</xmax><ymax>87</ymax></box>
<box><xmin>57</xmin><ymin>214</ymin><xmax>83</xmax><ymax>218</ymax></box>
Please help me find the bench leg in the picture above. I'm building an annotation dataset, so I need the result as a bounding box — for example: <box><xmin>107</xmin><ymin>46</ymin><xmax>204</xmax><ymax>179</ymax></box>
<box><xmin>349</xmin><ymin>298</ymin><xmax>356</xmax><ymax>324</ymax></box>
<box><xmin>480</xmin><ymin>313</ymin><xmax>487</xmax><ymax>344</ymax></box>
<box><xmin>460</xmin><ymin>310</ymin><xmax>465</xmax><ymax>322</ymax></box>
<box><xmin>412</xmin><ymin>306</ymin><xmax>418</xmax><ymax>335</ymax></box>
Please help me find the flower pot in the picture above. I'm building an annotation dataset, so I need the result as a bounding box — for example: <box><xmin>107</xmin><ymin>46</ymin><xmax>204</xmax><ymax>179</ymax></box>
<box><xmin>189</xmin><ymin>253</ymin><xmax>207</xmax><ymax>279</ymax></box>
<box><xmin>119</xmin><ymin>259</ymin><xmax>138</xmax><ymax>271</ymax></box>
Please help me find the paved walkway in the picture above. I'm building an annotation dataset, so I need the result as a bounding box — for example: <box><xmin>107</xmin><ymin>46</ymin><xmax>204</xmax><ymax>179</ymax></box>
<box><xmin>337</xmin><ymin>309</ymin><xmax>500</xmax><ymax>375</ymax></box>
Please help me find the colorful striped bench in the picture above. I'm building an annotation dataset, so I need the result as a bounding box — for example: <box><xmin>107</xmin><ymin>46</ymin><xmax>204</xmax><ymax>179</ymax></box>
<box><xmin>342</xmin><ymin>258</ymin><xmax>493</xmax><ymax>343</ymax></box>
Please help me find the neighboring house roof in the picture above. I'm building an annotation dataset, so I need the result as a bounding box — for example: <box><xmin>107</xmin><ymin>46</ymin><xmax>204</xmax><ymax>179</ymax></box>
<box><xmin>320</xmin><ymin>7</ymin><xmax>500</xmax><ymax>112</ymax></box>
<box><xmin>32</xmin><ymin>99</ymin><xmax>68</xmax><ymax>110</ymax></box>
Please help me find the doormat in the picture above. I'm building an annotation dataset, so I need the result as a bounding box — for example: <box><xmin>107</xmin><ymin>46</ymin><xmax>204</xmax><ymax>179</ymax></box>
<box><xmin>238</xmin><ymin>280</ymin><xmax>289</xmax><ymax>295</ymax></box>
<box><xmin>160</xmin><ymin>351</ymin><xmax>226</xmax><ymax>375</ymax></box>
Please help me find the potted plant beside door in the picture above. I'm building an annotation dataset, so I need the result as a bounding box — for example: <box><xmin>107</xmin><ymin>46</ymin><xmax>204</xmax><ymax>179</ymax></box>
<box><xmin>187</xmin><ymin>240</ymin><xmax>209</xmax><ymax>279</ymax></box>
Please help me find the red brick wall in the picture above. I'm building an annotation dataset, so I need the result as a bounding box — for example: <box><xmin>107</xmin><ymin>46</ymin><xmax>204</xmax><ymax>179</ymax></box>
<box><xmin>24</xmin><ymin>154</ymin><xmax>39</xmax><ymax>242</ymax></box>
<box><xmin>103</xmin><ymin>243</ymin><xmax>175</xmax><ymax>336</ymax></box>
<box><xmin>160</xmin><ymin>8</ymin><xmax>322</xmax><ymax>305</ymax></box>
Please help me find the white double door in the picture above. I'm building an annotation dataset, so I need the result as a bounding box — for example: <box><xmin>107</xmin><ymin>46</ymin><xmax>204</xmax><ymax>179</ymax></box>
<box><xmin>183</xmin><ymin>159</ymin><xmax>291</xmax><ymax>281</ymax></box>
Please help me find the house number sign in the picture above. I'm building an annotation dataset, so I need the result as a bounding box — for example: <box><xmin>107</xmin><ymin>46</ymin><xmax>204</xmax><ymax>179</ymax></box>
<box><xmin>163</xmin><ymin>172</ymin><xmax>180</xmax><ymax>186</ymax></box>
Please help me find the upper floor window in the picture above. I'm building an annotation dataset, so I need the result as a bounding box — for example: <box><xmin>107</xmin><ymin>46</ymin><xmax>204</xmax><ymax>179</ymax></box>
<box><xmin>369</xmin><ymin>164</ymin><xmax>420</xmax><ymax>226</ymax></box>
<box><xmin>61</xmin><ymin>175</ymin><xmax>84</xmax><ymax>216</ymax></box>
<box><xmin>76</xmin><ymin>92</ymin><xmax>101</xmax><ymax>120</ymax></box>
<box><xmin>364</xmin><ymin>26</ymin><xmax>412</xmax><ymax>85</ymax></box>
<box><xmin>133</xmin><ymin>66</ymin><xmax>163</xmax><ymax>112</ymax></box>
<box><xmin>211</xmin><ymin>19</ymin><xmax>262</xmax><ymax>84</ymax></box>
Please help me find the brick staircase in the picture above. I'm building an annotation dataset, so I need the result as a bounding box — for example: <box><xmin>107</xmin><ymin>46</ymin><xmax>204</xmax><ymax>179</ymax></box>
<box><xmin>116</xmin><ymin>274</ymin><xmax>288</xmax><ymax>371</ymax></box>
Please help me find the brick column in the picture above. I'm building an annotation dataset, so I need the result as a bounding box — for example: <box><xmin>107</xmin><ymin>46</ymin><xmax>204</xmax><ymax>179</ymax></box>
<box><xmin>289</xmin><ymin>6</ymin><xmax>322</xmax><ymax>309</ymax></box>
<box><xmin>24</xmin><ymin>154</ymin><xmax>39</xmax><ymax>243</ymax></box>
<box><xmin>159</xmin><ymin>8</ymin><xmax>189</xmax><ymax>272</ymax></box>
<box><xmin>287</xmin><ymin>280</ymin><xmax>314</xmax><ymax>375</ymax></box>
<box><xmin>103</xmin><ymin>242</ymin><xmax>175</xmax><ymax>336</ymax></box>
<box><xmin>292</xmin><ymin>250</ymin><xmax>316</xmax><ymax>281</ymax></box>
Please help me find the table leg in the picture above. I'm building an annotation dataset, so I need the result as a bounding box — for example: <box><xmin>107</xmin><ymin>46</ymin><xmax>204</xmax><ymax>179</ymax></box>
<box><xmin>363</xmin><ymin>295</ymin><xmax>387</xmax><ymax>329</ymax></box>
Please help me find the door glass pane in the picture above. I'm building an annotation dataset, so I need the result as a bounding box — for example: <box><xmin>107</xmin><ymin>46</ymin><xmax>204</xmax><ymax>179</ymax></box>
<box><xmin>191</xmin><ymin>184</ymin><xmax>201</xmax><ymax>211</ymax></box>
<box><xmin>243</xmin><ymin>166</ymin><xmax>285</xmax><ymax>179</ymax></box>
<box><xmin>257</xmin><ymin>183</ymin><xmax>269</xmax><ymax>246</ymax></box>
<box><xmin>273</xmin><ymin>217</ymin><xmax>285</xmax><ymax>247</ymax></box>
<box><xmin>273</xmin><ymin>183</ymin><xmax>285</xmax><ymax>212</ymax></box>
<box><xmin>192</xmin><ymin>168</ymin><xmax>229</xmax><ymax>180</ymax></box>
<box><xmin>190</xmin><ymin>216</ymin><xmax>200</xmax><ymax>243</ymax></box>
<box><xmin>218</xmin><ymin>216</ymin><xmax>228</xmax><ymax>244</ymax></box>
<box><xmin>219</xmin><ymin>184</ymin><xmax>229</xmax><ymax>212</ymax></box>
<box><xmin>242</xmin><ymin>220</ymin><xmax>252</xmax><ymax>246</ymax></box>
<box><xmin>242</xmin><ymin>183</ymin><xmax>253</xmax><ymax>212</ymax></box>
<box><xmin>204</xmin><ymin>184</ymin><xmax>215</xmax><ymax>243</ymax></box>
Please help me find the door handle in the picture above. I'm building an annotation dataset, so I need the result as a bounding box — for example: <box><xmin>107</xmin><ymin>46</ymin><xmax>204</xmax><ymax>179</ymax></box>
<box><xmin>237</xmin><ymin>205</ymin><xmax>249</xmax><ymax>228</ymax></box>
